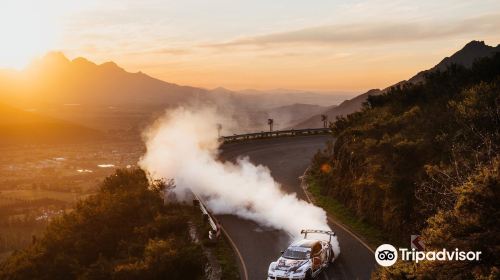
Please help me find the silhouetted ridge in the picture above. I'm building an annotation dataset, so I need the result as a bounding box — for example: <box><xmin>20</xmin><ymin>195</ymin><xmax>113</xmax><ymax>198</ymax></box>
<box><xmin>409</xmin><ymin>40</ymin><xmax>500</xmax><ymax>83</ymax></box>
<box><xmin>294</xmin><ymin>40</ymin><xmax>500</xmax><ymax>128</ymax></box>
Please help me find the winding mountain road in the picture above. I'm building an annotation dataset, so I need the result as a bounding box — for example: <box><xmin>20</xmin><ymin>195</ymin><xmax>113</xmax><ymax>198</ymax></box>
<box><xmin>217</xmin><ymin>135</ymin><xmax>376</xmax><ymax>280</ymax></box>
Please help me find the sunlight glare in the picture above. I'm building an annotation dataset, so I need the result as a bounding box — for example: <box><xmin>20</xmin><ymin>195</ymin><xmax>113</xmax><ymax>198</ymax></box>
<box><xmin>0</xmin><ymin>1</ymin><xmax>61</xmax><ymax>69</ymax></box>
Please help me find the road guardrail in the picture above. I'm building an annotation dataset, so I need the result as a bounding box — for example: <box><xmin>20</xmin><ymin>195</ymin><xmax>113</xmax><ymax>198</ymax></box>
<box><xmin>221</xmin><ymin>128</ymin><xmax>331</xmax><ymax>143</ymax></box>
<box><xmin>192</xmin><ymin>193</ymin><xmax>221</xmax><ymax>241</ymax></box>
<box><xmin>192</xmin><ymin>193</ymin><xmax>249</xmax><ymax>279</ymax></box>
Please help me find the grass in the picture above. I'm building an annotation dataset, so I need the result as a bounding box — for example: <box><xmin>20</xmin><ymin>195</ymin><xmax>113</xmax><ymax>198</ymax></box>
<box><xmin>211</xmin><ymin>235</ymin><xmax>241</xmax><ymax>280</ymax></box>
<box><xmin>306</xmin><ymin>176</ymin><xmax>385</xmax><ymax>250</ymax></box>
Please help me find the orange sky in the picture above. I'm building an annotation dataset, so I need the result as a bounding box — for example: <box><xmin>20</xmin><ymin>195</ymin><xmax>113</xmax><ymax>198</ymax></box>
<box><xmin>1</xmin><ymin>0</ymin><xmax>500</xmax><ymax>92</ymax></box>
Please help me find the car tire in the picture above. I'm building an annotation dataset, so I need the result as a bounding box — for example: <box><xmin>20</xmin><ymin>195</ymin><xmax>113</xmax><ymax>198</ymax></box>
<box><xmin>329</xmin><ymin>248</ymin><xmax>335</xmax><ymax>263</ymax></box>
<box><xmin>305</xmin><ymin>269</ymin><xmax>313</xmax><ymax>280</ymax></box>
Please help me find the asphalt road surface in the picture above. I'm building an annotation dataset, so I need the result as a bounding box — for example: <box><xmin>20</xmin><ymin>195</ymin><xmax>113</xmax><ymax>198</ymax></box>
<box><xmin>217</xmin><ymin>135</ymin><xmax>376</xmax><ymax>280</ymax></box>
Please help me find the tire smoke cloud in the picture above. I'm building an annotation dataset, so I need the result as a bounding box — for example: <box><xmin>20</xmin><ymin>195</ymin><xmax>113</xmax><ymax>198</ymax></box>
<box><xmin>139</xmin><ymin>107</ymin><xmax>339</xmax><ymax>255</ymax></box>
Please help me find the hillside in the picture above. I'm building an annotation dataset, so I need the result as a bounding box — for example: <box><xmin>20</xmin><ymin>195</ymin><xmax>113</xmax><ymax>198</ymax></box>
<box><xmin>409</xmin><ymin>40</ymin><xmax>500</xmax><ymax>83</ymax></box>
<box><xmin>292</xmin><ymin>89</ymin><xmax>381</xmax><ymax>128</ymax></box>
<box><xmin>0</xmin><ymin>54</ymin><xmax>343</xmax><ymax>133</ymax></box>
<box><xmin>1</xmin><ymin>52</ymin><xmax>203</xmax><ymax>108</ymax></box>
<box><xmin>0</xmin><ymin>103</ymin><xmax>102</xmax><ymax>145</ymax></box>
<box><xmin>308</xmin><ymin>53</ymin><xmax>500</xmax><ymax>279</ymax></box>
<box><xmin>293</xmin><ymin>40</ymin><xmax>500</xmax><ymax>129</ymax></box>
<box><xmin>266</xmin><ymin>103</ymin><xmax>328</xmax><ymax>129</ymax></box>
<box><xmin>0</xmin><ymin>169</ymin><xmax>207</xmax><ymax>280</ymax></box>
<box><xmin>234</xmin><ymin>88</ymin><xmax>352</xmax><ymax>109</ymax></box>
<box><xmin>0</xmin><ymin>53</ymin><xmax>211</xmax><ymax>132</ymax></box>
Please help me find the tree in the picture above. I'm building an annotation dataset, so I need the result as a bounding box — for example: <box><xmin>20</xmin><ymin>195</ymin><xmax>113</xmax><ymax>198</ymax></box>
<box><xmin>374</xmin><ymin>158</ymin><xmax>500</xmax><ymax>279</ymax></box>
<box><xmin>308</xmin><ymin>53</ymin><xmax>500</xmax><ymax>246</ymax></box>
<box><xmin>0</xmin><ymin>169</ymin><xmax>206</xmax><ymax>280</ymax></box>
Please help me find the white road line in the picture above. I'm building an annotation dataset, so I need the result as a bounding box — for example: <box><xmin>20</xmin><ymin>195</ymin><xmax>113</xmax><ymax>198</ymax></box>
<box><xmin>219</xmin><ymin>224</ymin><xmax>249</xmax><ymax>280</ymax></box>
<box><xmin>300</xmin><ymin>170</ymin><xmax>375</xmax><ymax>254</ymax></box>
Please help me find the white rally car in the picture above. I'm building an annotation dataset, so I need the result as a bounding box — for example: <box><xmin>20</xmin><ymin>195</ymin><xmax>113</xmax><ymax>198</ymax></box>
<box><xmin>267</xmin><ymin>230</ymin><xmax>337</xmax><ymax>280</ymax></box>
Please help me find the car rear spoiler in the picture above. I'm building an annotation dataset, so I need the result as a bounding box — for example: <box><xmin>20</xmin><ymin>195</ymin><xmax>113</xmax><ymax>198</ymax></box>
<box><xmin>301</xmin><ymin>229</ymin><xmax>336</xmax><ymax>242</ymax></box>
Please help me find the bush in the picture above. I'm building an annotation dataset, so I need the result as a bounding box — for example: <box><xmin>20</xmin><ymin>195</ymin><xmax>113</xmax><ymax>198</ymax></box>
<box><xmin>0</xmin><ymin>169</ymin><xmax>206</xmax><ymax>280</ymax></box>
<box><xmin>309</xmin><ymin>54</ymin><xmax>500</xmax><ymax>243</ymax></box>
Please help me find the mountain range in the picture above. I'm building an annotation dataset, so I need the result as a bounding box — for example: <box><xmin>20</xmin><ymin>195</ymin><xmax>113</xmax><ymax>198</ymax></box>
<box><xmin>293</xmin><ymin>40</ymin><xmax>500</xmax><ymax>128</ymax></box>
<box><xmin>0</xmin><ymin>53</ymin><xmax>345</xmax><ymax>137</ymax></box>
<box><xmin>0</xmin><ymin>52</ymin><xmax>203</xmax><ymax>108</ymax></box>
<box><xmin>0</xmin><ymin>40</ymin><xmax>498</xmax><ymax>145</ymax></box>
<box><xmin>0</xmin><ymin>103</ymin><xmax>102</xmax><ymax>145</ymax></box>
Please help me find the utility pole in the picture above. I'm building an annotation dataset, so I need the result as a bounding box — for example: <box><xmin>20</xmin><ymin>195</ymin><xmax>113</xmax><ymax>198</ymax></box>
<box><xmin>267</xmin><ymin>119</ymin><xmax>274</xmax><ymax>132</ymax></box>
<box><xmin>216</xmin><ymin>123</ymin><xmax>222</xmax><ymax>138</ymax></box>
<box><xmin>321</xmin><ymin>114</ymin><xmax>328</xmax><ymax>128</ymax></box>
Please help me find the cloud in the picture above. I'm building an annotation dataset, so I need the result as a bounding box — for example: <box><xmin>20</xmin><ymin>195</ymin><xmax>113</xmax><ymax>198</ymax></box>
<box><xmin>123</xmin><ymin>47</ymin><xmax>192</xmax><ymax>56</ymax></box>
<box><xmin>151</xmin><ymin>48</ymin><xmax>192</xmax><ymax>55</ymax></box>
<box><xmin>205</xmin><ymin>13</ymin><xmax>500</xmax><ymax>48</ymax></box>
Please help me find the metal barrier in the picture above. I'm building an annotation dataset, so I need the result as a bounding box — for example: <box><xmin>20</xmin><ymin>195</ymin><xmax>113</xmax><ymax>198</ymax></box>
<box><xmin>221</xmin><ymin>128</ymin><xmax>331</xmax><ymax>143</ymax></box>
<box><xmin>192</xmin><ymin>193</ymin><xmax>221</xmax><ymax>241</ymax></box>
<box><xmin>192</xmin><ymin>193</ymin><xmax>249</xmax><ymax>280</ymax></box>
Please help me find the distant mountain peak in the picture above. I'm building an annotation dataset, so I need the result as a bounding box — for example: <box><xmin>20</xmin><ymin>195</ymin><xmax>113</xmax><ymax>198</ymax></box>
<box><xmin>442</xmin><ymin>40</ymin><xmax>499</xmax><ymax>66</ymax></box>
<box><xmin>99</xmin><ymin>61</ymin><xmax>125</xmax><ymax>72</ymax></box>
<box><xmin>210</xmin><ymin>86</ymin><xmax>234</xmax><ymax>94</ymax></box>
<box><xmin>450</xmin><ymin>40</ymin><xmax>494</xmax><ymax>58</ymax></box>
<box><xmin>212</xmin><ymin>86</ymin><xmax>231</xmax><ymax>91</ymax></box>
<box><xmin>72</xmin><ymin>57</ymin><xmax>96</xmax><ymax>66</ymax></box>
<box><xmin>294</xmin><ymin>40</ymin><xmax>500</xmax><ymax>129</ymax></box>
<box><xmin>33</xmin><ymin>52</ymin><xmax>71</xmax><ymax>68</ymax></box>
<box><xmin>71</xmin><ymin>57</ymin><xmax>97</xmax><ymax>71</ymax></box>
<box><xmin>408</xmin><ymin>40</ymin><xmax>500</xmax><ymax>84</ymax></box>
<box><xmin>100</xmin><ymin>61</ymin><xmax>118</xmax><ymax>67</ymax></box>
<box><xmin>29</xmin><ymin>52</ymin><xmax>128</xmax><ymax>75</ymax></box>
<box><xmin>463</xmin><ymin>40</ymin><xmax>487</xmax><ymax>49</ymax></box>
<box><xmin>26</xmin><ymin>51</ymin><xmax>71</xmax><ymax>72</ymax></box>
<box><xmin>43</xmin><ymin>51</ymin><xmax>70</xmax><ymax>63</ymax></box>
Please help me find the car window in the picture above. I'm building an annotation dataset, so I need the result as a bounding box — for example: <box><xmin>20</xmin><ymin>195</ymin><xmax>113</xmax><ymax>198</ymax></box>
<box><xmin>283</xmin><ymin>248</ymin><xmax>310</xmax><ymax>260</ymax></box>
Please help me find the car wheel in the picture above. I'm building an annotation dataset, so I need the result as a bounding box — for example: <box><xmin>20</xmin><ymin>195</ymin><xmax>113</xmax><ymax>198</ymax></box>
<box><xmin>329</xmin><ymin>248</ymin><xmax>335</xmax><ymax>263</ymax></box>
<box><xmin>305</xmin><ymin>269</ymin><xmax>313</xmax><ymax>280</ymax></box>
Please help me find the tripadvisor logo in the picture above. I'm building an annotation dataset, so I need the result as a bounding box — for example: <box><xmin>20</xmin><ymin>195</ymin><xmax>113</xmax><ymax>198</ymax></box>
<box><xmin>375</xmin><ymin>244</ymin><xmax>398</xmax><ymax>266</ymax></box>
<box><xmin>375</xmin><ymin>244</ymin><xmax>482</xmax><ymax>267</ymax></box>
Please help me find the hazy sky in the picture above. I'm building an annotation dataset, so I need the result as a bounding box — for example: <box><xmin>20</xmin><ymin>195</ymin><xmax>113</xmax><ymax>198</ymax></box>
<box><xmin>1</xmin><ymin>0</ymin><xmax>500</xmax><ymax>92</ymax></box>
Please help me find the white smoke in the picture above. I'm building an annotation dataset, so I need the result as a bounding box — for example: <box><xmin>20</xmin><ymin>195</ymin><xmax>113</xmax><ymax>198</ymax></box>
<box><xmin>139</xmin><ymin>107</ymin><xmax>339</xmax><ymax>256</ymax></box>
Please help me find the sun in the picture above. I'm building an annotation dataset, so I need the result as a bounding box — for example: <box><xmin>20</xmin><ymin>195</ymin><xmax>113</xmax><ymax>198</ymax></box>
<box><xmin>0</xmin><ymin>1</ymin><xmax>60</xmax><ymax>70</ymax></box>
